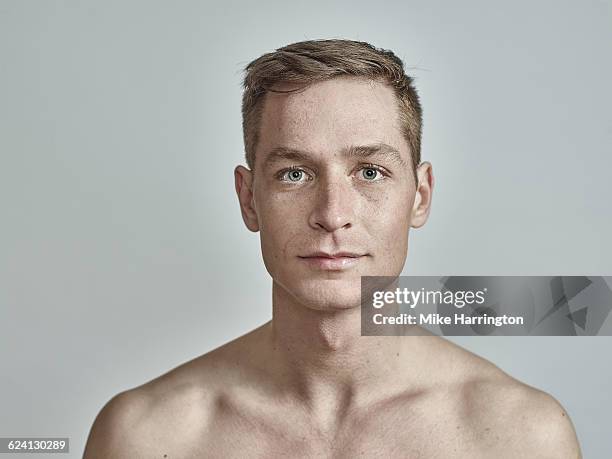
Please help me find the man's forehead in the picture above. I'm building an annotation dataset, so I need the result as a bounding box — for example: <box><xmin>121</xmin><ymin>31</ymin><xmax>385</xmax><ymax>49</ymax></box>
<box><xmin>258</xmin><ymin>77</ymin><xmax>408</xmax><ymax>161</ymax></box>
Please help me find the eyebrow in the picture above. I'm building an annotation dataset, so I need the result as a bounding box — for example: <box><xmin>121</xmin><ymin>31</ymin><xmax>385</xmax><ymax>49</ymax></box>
<box><xmin>262</xmin><ymin>142</ymin><xmax>407</xmax><ymax>168</ymax></box>
<box><xmin>344</xmin><ymin>143</ymin><xmax>407</xmax><ymax>167</ymax></box>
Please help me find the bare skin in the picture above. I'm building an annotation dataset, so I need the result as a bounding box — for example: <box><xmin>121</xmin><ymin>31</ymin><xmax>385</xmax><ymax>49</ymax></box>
<box><xmin>83</xmin><ymin>323</ymin><xmax>580</xmax><ymax>458</ymax></box>
<box><xmin>84</xmin><ymin>77</ymin><xmax>581</xmax><ymax>458</ymax></box>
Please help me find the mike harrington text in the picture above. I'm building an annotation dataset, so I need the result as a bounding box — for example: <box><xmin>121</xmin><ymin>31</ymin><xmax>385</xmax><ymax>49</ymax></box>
<box><xmin>372</xmin><ymin>312</ymin><xmax>524</xmax><ymax>327</ymax></box>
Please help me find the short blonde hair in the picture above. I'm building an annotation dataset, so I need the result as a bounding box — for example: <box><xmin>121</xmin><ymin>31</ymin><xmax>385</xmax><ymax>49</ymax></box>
<box><xmin>241</xmin><ymin>39</ymin><xmax>423</xmax><ymax>173</ymax></box>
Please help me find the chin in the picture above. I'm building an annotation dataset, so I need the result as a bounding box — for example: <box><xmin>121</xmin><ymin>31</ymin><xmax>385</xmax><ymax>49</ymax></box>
<box><xmin>290</xmin><ymin>277</ymin><xmax>364</xmax><ymax>311</ymax></box>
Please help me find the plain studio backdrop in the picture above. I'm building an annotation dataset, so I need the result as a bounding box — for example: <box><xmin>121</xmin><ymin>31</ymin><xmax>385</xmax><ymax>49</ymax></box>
<box><xmin>1</xmin><ymin>0</ymin><xmax>611</xmax><ymax>457</ymax></box>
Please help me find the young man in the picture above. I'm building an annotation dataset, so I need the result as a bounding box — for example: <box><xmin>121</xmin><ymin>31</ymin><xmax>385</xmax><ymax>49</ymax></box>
<box><xmin>84</xmin><ymin>39</ymin><xmax>581</xmax><ymax>458</ymax></box>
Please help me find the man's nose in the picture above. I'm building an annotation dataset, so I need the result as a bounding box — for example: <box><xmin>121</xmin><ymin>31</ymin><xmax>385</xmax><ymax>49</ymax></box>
<box><xmin>308</xmin><ymin>179</ymin><xmax>356</xmax><ymax>233</ymax></box>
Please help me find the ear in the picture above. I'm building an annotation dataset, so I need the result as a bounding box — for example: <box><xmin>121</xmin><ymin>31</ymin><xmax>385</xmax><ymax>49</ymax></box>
<box><xmin>234</xmin><ymin>165</ymin><xmax>260</xmax><ymax>232</ymax></box>
<box><xmin>410</xmin><ymin>161</ymin><xmax>434</xmax><ymax>229</ymax></box>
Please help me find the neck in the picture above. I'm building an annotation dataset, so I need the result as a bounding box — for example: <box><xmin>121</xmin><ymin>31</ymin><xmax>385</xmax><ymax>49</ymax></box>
<box><xmin>266</xmin><ymin>280</ymin><xmax>427</xmax><ymax>426</ymax></box>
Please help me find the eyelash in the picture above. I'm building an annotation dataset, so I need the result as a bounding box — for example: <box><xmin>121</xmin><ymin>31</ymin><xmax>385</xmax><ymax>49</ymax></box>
<box><xmin>275</xmin><ymin>166</ymin><xmax>312</xmax><ymax>183</ymax></box>
<box><xmin>276</xmin><ymin>164</ymin><xmax>389</xmax><ymax>183</ymax></box>
<box><xmin>361</xmin><ymin>163</ymin><xmax>389</xmax><ymax>178</ymax></box>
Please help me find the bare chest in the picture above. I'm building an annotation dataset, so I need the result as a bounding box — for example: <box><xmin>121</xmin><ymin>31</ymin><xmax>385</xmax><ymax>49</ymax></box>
<box><xmin>155</xmin><ymin>405</ymin><xmax>498</xmax><ymax>459</ymax></box>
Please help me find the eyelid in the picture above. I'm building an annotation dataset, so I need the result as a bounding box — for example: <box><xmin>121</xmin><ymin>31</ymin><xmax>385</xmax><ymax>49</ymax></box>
<box><xmin>356</xmin><ymin>163</ymin><xmax>390</xmax><ymax>179</ymax></box>
<box><xmin>276</xmin><ymin>165</ymin><xmax>314</xmax><ymax>182</ymax></box>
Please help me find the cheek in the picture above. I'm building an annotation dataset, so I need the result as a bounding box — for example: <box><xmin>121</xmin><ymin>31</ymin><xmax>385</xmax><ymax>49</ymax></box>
<box><xmin>363</xmin><ymin>188</ymin><xmax>412</xmax><ymax>252</ymax></box>
<box><xmin>362</xmin><ymin>185</ymin><xmax>412</xmax><ymax>224</ymax></box>
<box><xmin>258</xmin><ymin>195</ymin><xmax>306</xmax><ymax>261</ymax></box>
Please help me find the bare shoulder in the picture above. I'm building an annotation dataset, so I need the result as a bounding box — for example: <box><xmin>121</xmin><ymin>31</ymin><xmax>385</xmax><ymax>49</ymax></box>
<box><xmin>84</xmin><ymin>325</ymin><xmax>267</xmax><ymax>458</ymax></box>
<box><xmin>83</xmin><ymin>369</ymin><xmax>218</xmax><ymax>458</ymax></box>
<box><xmin>466</xmin><ymin>376</ymin><xmax>581</xmax><ymax>458</ymax></box>
<box><xmin>83</xmin><ymin>387</ymin><xmax>154</xmax><ymax>459</ymax></box>
<box><xmin>439</xmin><ymin>339</ymin><xmax>582</xmax><ymax>458</ymax></box>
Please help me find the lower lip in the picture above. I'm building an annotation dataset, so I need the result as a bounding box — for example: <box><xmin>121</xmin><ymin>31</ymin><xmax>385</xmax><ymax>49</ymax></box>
<box><xmin>300</xmin><ymin>256</ymin><xmax>364</xmax><ymax>270</ymax></box>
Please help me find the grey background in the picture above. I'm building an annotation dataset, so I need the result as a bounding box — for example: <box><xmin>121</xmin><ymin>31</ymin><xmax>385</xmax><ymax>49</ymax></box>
<box><xmin>1</xmin><ymin>0</ymin><xmax>610</xmax><ymax>457</ymax></box>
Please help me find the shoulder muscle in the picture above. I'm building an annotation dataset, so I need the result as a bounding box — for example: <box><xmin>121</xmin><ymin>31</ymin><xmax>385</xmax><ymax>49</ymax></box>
<box><xmin>83</xmin><ymin>389</ymin><xmax>151</xmax><ymax>459</ymax></box>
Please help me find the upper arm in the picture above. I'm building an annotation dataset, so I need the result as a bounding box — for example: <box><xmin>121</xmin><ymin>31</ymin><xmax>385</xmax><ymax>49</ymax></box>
<box><xmin>83</xmin><ymin>390</ymin><xmax>149</xmax><ymax>459</ymax></box>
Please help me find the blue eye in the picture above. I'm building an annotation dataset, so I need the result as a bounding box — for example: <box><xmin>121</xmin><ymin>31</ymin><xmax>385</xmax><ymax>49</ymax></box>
<box><xmin>361</xmin><ymin>167</ymin><xmax>381</xmax><ymax>180</ymax></box>
<box><xmin>280</xmin><ymin>168</ymin><xmax>309</xmax><ymax>183</ymax></box>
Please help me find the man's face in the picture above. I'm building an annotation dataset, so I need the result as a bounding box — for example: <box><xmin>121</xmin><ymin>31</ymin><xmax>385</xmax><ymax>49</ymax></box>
<box><xmin>236</xmin><ymin>77</ymin><xmax>432</xmax><ymax>311</ymax></box>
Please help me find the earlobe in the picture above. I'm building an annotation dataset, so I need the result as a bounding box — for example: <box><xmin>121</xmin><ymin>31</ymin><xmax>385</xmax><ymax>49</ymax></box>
<box><xmin>410</xmin><ymin>162</ymin><xmax>434</xmax><ymax>229</ymax></box>
<box><xmin>234</xmin><ymin>165</ymin><xmax>260</xmax><ymax>232</ymax></box>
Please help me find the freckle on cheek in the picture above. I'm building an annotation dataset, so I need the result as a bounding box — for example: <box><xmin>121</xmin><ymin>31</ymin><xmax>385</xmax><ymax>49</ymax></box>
<box><xmin>358</xmin><ymin>189</ymin><xmax>383</xmax><ymax>203</ymax></box>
